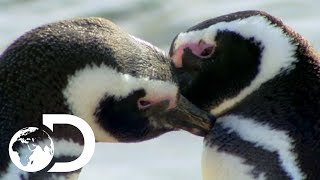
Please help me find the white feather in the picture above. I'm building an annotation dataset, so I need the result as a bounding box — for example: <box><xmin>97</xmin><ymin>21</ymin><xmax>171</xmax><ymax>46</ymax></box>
<box><xmin>202</xmin><ymin>145</ymin><xmax>266</xmax><ymax>180</ymax></box>
<box><xmin>213</xmin><ymin>115</ymin><xmax>305</xmax><ymax>180</ymax></box>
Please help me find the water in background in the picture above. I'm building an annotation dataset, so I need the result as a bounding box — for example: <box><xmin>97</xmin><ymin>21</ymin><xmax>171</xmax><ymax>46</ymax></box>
<box><xmin>1</xmin><ymin>0</ymin><xmax>319</xmax><ymax>179</ymax></box>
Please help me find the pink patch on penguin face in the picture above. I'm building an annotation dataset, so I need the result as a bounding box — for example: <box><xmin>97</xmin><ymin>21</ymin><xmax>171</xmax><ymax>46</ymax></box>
<box><xmin>137</xmin><ymin>95</ymin><xmax>177</xmax><ymax>111</ymax></box>
<box><xmin>191</xmin><ymin>40</ymin><xmax>215</xmax><ymax>58</ymax></box>
<box><xmin>171</xmin><ymin>45</ymin><xmax>185</xmax><ymax>68</ymax></box>
<box><xmin>171</xmin><ymin>40</ymin><xmax>215</xmax><ymax>68</ymax></box>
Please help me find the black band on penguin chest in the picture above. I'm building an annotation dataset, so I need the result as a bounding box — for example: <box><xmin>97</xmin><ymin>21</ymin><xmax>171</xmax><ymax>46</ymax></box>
<box><xmin>206</xmin><ymin>124</ymin><xmax>291</xmax><ymax>180</ymax></box>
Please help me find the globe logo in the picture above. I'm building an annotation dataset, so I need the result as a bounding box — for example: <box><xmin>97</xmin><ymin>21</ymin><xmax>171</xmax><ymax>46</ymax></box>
<box><xmin>9</xmin><ymin>127</ymin><xmax>54</xmax><ymax>172</ymax></box>
<box><xmin>8</xmin><ymin>114</ymin><xmax>95</xmax><ymax>172</ymax></box>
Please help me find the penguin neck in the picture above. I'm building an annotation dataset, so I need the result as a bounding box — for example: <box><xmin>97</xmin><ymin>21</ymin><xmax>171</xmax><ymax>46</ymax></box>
<box><xmin>210</xmin><ymin>36</ymin><xmax>320</xmax><ymax>116</ymax></box>
<box><xmin>0</xmin><ymin>54</ymin><xmax>89</xmax><ymax>174</ymax></box>
<box><xmin>203</xmin><ymin>54</ymin><xmax>320</xmax><ymax>179</ymax></box>
<box><xmin>218</xmin><ymin>41</ymin><xmax>320</xmax><ymax>117</ymax></box>
<box><xmin>217</xmin><ymin>50</ymin><xmax>320</xmax><ymax>177</ymax></box>
<box><xmin>224</xmin><ymin>57</ymin><xmax>320</xmax><ymax>123</ymax></box>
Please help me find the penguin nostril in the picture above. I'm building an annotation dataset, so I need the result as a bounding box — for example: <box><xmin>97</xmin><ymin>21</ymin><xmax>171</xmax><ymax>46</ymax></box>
<box><xmin>138</xmin><ymin>99</ymin><xmax>152</xmax><ymax>109</ymax></box>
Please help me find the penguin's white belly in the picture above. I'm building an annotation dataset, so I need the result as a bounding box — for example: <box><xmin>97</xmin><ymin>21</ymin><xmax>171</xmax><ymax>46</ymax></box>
<box><xmin>202</xmin><ymin>145</ymin><xmax>266</xmax><ymax>180</ymax></box>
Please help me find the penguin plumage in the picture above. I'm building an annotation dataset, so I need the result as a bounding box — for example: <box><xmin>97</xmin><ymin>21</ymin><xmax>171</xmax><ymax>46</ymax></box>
<box><xmin>170</xmin><ymin>10</ymin><xmax>320</xmax><ymax>180</ymax></box>
<box><xmin>0</xmin><ymin>17</ymin><xmax>212</xmax><ymax>179</ymax></box>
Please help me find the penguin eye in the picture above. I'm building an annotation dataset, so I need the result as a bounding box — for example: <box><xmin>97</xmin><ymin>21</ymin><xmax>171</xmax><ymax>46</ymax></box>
<box><xmin>137</xmin><ymin>99</ymin><xmax>152</xmax><ymax>109</ymax></box>
<box><xmin>188</xmin><ymin>40</ymin><xmax>215</xmax><ymax>59</ymax></box>
<box><xmin>200</xmin><ymin>46</ymin><xmax>214</xmax><ymax>57</ymax></box>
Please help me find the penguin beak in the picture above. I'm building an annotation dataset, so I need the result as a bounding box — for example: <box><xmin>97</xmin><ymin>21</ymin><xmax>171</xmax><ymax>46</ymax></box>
<box><xmin>165</xmin><ymin>95</ymin><xmax>215</xmax><ymax>136</ymax></box>
<box><xmin>144</xmin><ymin>95</ymin><xmax>214</xmax><ymax>137</ymax></box>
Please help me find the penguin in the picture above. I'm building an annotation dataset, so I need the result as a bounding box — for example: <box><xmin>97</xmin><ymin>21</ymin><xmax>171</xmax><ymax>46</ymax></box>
<box><xmin>169</xmin><ymin>10</ymin><xmax>320</xmax><ymax>180</ymax></box>
<box><xmin>0</xmin><ymin>17</ymin><xmax>213</xmax><ymax>180</ymax></box>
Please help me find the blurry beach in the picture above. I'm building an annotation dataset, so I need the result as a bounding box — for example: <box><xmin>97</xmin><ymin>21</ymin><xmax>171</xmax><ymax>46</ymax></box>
<box><xmin>1</xmin><ymin>0</ymin><xmax>319</xmax><ymax>179</ymax></box>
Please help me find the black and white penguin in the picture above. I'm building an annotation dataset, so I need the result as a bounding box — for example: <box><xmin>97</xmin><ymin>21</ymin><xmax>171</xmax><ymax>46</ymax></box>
<box><xmin>169</xmin><ymin>10</ymin><xmax>320</xmax><ymax>180</ymax></box>
<box><xmin>0</xmin><ymin>17</ymin><xmax>212</xmax><ymax>180</ymax></box>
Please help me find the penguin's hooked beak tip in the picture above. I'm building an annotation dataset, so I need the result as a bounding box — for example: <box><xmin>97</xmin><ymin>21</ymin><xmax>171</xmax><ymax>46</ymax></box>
<box><xmin>164</xmin><ymin>95</ymin><xmax>215</xmax><ymax>137</ymax></box>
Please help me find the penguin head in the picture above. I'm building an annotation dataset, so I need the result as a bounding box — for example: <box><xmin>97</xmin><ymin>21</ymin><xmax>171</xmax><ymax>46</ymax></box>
<box><xmin>169</xmin><ymin>10</ymin><xmax>300</xmax><ymax>116</ymax></box>
<box><xmin>1</xmin><ymin>17</ymin><xmax>213</xmax><ymax>143</ymax></box>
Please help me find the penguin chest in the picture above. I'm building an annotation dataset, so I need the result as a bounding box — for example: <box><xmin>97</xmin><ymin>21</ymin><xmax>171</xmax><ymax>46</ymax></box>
<box><xmin>202</xmin><ymin>145</ymin><xmax>265</xmax><ymax>180</ymax></box>
<box><xmin>202</xmin><ymin>115</ymin><xmax>305</xmax><ymax>180</ymax></box>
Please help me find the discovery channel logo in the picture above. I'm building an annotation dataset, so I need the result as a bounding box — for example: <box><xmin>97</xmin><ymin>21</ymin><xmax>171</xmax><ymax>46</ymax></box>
<box><xmin>8</xmin><ymin>114</ymin><xmax>95</xmax><ymax>172</ymax></box>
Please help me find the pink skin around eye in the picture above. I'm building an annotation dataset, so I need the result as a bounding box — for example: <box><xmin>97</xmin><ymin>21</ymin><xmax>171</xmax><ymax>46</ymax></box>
<box><xmin>138</xmin><ymin>95</ymin><xmax>177</xmax><ymax>110</ymax></box>
<box><xmin>171</xmin><ymin>42</ymin><xmax>215</xmax><ymax>68</ymax></box>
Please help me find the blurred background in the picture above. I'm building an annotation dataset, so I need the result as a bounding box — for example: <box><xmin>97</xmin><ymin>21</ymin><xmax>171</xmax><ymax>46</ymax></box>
<box><xmin>1</xmin><ymin>0</ymin><xmax>319</xmax><ymax>179</ymax></box>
